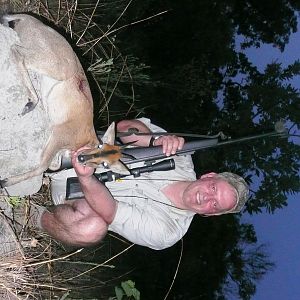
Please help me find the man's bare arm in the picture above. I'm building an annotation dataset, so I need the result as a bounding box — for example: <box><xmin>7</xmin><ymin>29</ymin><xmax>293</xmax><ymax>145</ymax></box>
<box><xmin>71</xmin><ymin>150</ymin><xmax>117</xmax><ymax>224</ymax></box>
<box><xmin>117</xmin><ymin>119</ymin><xmax>152</xmax><ymax>146</ymax></box>
<box><xmin>117</xmin><ymin>119</ymin><xmax>185</xmax><ymax>156</ymax></box>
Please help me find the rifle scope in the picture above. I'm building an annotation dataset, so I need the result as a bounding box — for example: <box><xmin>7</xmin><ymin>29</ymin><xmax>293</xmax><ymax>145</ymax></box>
<box><xmin>66</xmin><ymin>159</ymin><xmax>175</xmax><ymax>200</ymax></box>
<box><xmin>95</xmin><ymin>158</ymin><xmax>175</xmax><ymax>182</ymax></box>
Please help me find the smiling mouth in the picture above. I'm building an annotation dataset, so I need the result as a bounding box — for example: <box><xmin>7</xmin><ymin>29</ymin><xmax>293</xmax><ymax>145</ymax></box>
<box><xmin>196</xmin><ymin>192</ymin><xmax>201</xmax><ymax>205</ymax></box>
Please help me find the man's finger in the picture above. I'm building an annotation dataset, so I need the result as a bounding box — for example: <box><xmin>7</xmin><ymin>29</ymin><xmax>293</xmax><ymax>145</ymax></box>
<box><xmin>171</xmin><ymin>138</ymin><xmax>179</xmax><ymax>155</ymax></box>
<box><xmin>178</xmin><ymin>137</ymin><xmax>185</xmax><ymax>150</ymax></box>
<box><xmin>166</xmin><ymin>136</ymin><xmax>177</xmax><ymax>156</ymax></box>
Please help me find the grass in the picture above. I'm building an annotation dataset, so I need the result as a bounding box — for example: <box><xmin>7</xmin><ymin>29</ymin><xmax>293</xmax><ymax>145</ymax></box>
<box><xmin>0</xmin><ymin>181</ymin><xmax>136</xmax><ymax>299</ymax></box>
<box><xmin>9</xmin><ymin>0</ymin><xmax>154</xmax><ymax>126</ymax></box>
<box><xmin>0</xmin><ymin>1</ymin><xmax>145</xmax><ymax>298</ymax></box>
<box><xmin>0</xmin><ymin>1</ymin><xmax>176</xmax><ymax>298</ymax></box>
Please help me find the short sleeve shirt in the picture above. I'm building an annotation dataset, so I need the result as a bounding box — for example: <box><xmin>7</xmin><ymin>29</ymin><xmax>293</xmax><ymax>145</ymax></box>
<box><xmin>49</xmin><ymin>118</ymin><xmax>197</xmax><ymax>250</ymax></box>
<box><xmin>107</xmin><ymin>118</ymin><xmax>196</xmax><ymax>249</ymax></box>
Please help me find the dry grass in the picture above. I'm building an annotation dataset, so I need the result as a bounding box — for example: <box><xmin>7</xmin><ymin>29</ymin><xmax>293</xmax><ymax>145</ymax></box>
<box><xmin>0</xmin><ymin>184</ymin><xmax>66</xmax><ymax>299</ymax></box>
<box><xmin>9</xmin><ymin>0</ymin><xmax>155</xmax><ymax>126</ymax></box>
<box><xmin>0</xmin><ymin>2</ymin><xmax>143</xmax><ymax>298</ymax></box>
<box><xmin>0</xmin><ymin>182</ymin><xmax>134</xmax><ymax>299</ymax></box>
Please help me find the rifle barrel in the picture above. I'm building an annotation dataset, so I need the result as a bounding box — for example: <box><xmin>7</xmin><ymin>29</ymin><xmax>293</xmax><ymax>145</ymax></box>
<box><xmin>54</xmin><ymin>130</ymin><xmax>286</xmax><ymax>171</ymax></box>
<box><xmin>120</xmin><ymin>139</ymin><xmax>218</xmax><ymax>164</ymax></box>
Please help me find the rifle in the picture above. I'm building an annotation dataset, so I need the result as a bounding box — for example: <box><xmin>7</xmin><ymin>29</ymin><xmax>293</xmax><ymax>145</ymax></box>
<box><xmin>65</xmin><ymin>139</ymin><xmax>217</xmax><ymax>199</ymax></box>
<box><xmin>65</xmin><ymin>123</ymin><xmax>287</xmax><ymax>200</ymax></box>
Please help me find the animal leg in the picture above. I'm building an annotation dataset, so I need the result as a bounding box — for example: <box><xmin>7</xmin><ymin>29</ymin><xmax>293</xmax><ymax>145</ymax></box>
<box><xmin>0</xmin><ymin>135</ymin><xmax>61</xmax><ymax>187</ymax></box>
<box><xmin>0</xmin><ymin>164</ymin><xmax>46</xmax><ymax>187</ymax></box>
<box><xmin>11</xmin><ymin>48</ymin><xmax>40</xmax><ymax>115</ymax></box>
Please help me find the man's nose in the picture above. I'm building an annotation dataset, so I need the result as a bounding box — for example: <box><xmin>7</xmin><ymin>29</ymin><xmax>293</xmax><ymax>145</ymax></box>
<box><xmin>203</xmin><ymin>193</ymin><xmax>214</xmax><ymax>203</ymax></box>
<box><xmin>202</xmin><ymin>194</ymin><xmax>211</xmax><ymax>203</ymax></box>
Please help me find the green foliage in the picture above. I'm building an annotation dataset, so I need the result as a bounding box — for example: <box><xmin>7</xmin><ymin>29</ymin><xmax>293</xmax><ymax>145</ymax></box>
<box><xmin>5</xmin><ymin>196</ymin><xmax>24</xmax><ymax>208</ymax></box>
<box><xmin>215</xmin><ymin>59</ymin><xmax>300</xmax><ymax>213</ymax></box>
<box><xmin>111</xmin><ymin>2</ymin><xmax>299</xmax><ymax>298</ymax></box>
<box><xmin>109</xmin><ymin>280</ymin><xmax>140</xmax><ymax>300</ymax></box>
<box><xmin>220</xmin><ymin>231</ymin><xmax>274</xmax><ymax>300</ymax></box>
<box><xmin>120</xmin><ymin>0</ymin><xmax>300</xmax><ymax>215</ymax></box>
<box><xmin>125</xmin><ymin>216</ymin><xmax>274</xmax><ymax>300</ymax></box>
<box><xmin>90</xmin><ymin>54</ymin><xmax>154</xmax><ymax>123</ymax></box>
<box><xmin>58</xmin><ymin>291</ymin><xmax>70</xmax><ymax>300</ymax></box>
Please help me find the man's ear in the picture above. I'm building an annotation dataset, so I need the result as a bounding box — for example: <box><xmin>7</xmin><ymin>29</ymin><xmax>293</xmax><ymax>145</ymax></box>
<box><xmin>200</xmin><ymin>172</ymin><xmax>217</xmax><ymax>179</ymax></box>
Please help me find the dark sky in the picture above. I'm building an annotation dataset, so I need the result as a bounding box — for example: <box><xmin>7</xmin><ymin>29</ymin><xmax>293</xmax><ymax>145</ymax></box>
<box><xmin>241</xmin><ymin>25</ymin><xmax>300</xmax><ymax>300</ymax></box>
<box><xmin>245</xmin><ymin>195</ymin><xmax>300</xmax><ymax>300</ymax></box>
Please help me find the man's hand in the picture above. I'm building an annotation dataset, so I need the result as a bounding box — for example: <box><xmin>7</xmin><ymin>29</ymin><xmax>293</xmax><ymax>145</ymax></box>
<box><xmin>71</xmin><ymin>148</ymin><xmax>95</xmax><ymax>178</ymax></box>
<box><xmin>153</xmin><ymin>135</ymin><xmax>185</xmax><ymax>156</ymax></box>
<box><xmin>71</xmin><ymin>148</ymin><xmax>117</xmax><ymax>225</ymax></box>
<box><xmin>117</xmin><ymin>119</ymin><xmax>185</xmax><ymax>156</ymax></box>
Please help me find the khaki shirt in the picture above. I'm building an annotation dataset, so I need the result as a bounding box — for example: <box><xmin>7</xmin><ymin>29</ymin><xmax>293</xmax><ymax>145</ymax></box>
<box><xmin>49</xmin><ymin>118</ymin><xmax>197</xmax><ymax>250</ymax></box>
<box><xmin>108</xmin><ymin>118</ymin><xmax>196</xmax><ymax>249</ymax></box>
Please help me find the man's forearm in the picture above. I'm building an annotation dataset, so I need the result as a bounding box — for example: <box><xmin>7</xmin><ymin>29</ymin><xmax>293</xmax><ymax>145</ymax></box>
<box><xmin>78</xmin><ymin>175</ymin><xmax>117</xmax><ymax>224</ymax></box>
<box><xmin>117</xmin><ymin>119</ymin><xmax>185</xmax><ymax>156</ymax></box>
<box><xmin>117</xmin><ymin>119</ymin><xmax>152</xmax><ymax>147</ymax></box>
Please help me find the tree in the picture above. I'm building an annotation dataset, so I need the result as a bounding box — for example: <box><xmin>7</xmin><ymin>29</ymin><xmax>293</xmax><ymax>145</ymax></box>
<box><xmin>213</xmin><ymin>58</ymin><xmax>300</xmax><ymax>213</ymax></box>
<box><xmin>117</xmin><ymin>215</ymin><xmax>273</xmax><ymax>300</ymax></box>
<box><xmin>117</xmin><ymin>0</ymin><xmax>300</xmax><ymax>213</ymax></box>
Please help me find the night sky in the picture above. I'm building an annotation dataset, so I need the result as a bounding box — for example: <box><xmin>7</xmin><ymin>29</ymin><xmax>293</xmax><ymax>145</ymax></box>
<box><xmin>241</xmin><ymin>25</ymin><xmax>300</xmax><ymax>300</ymax></box>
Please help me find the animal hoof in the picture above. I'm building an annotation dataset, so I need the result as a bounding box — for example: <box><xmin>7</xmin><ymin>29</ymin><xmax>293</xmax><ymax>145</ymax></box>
<box><xmin>21</xmin><ymin>100</ymin><xmax>37</xmax><ymax>116</ymax></box>
<box><xmin>0</xmin><ymin>179</ymin><xmax>8</xmax><ymax>188</ymax></box>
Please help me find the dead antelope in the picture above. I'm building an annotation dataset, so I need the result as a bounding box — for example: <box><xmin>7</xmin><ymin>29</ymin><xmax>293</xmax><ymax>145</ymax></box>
<box><xmin>0</xmin><ymin>14</ymin><xmax>128</xmax><ymax>188</ymax></box>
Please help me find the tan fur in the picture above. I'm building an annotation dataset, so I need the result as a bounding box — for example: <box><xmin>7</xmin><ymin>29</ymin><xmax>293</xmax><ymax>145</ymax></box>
<box><xmin>79</xmin><ymin>122</ymin><xmax>130</xmax><ymax>175</ymax></box>
<box><xmin>82</xmin><ymin>145</ymin><xmax>123</xmax><ymax>167</ymax></box>
<box><xmin>1</xmin><ymin>14</ymin><xmax>100</xmax><ymax>187</ymax></box>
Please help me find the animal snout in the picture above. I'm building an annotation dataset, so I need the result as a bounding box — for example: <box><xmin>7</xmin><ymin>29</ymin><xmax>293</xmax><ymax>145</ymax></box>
<box><xmin>77</xmin><ymin>145</ymin><xmax>122</xmax><ymax>168</ymax></box>
<box><xmin>77</xmin><ymin>153</ymin><xmax>88</xmax><ymax>163</ymax></box>
<box><xmin>77</xmin><ymin>149</ymin><xmax>102</xmax><ymax>164</ymax></box>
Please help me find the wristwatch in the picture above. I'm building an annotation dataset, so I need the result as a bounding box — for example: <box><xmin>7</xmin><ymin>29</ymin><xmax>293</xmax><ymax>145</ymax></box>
<box><xmin>149</xmin><ymin>135</ymin><xmax>161</xmax><ymax>146</ymax></box>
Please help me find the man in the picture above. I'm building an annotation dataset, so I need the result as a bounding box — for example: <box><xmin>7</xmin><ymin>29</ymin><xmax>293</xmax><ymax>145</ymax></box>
<box><xmin>33</xmin><ymin>118</ymin><xmax>249</xmax><ymax>250</ymax></box>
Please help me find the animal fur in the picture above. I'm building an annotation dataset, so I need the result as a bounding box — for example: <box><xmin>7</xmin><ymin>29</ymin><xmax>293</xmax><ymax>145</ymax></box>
<box><xmin>78</xmin><ymin>122</ymin><xmax>130</xmax><ymax>175</ymax></box>
<box><xmin>1</xmin><ymin>13</ymin><xmax>100</xmax><ymax>187</ymax></box>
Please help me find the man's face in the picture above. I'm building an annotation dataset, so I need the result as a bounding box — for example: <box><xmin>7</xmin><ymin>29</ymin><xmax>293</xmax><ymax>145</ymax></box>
<box><xmin>182</xmin><ymin>173</ymin><xmax>237</xmax><ymax>215</ymax></box>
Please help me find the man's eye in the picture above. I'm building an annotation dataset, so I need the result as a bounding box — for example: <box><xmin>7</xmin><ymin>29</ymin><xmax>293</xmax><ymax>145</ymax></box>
<box><xmin>210</xmin><ymin>199</ymin><xmax>218</xmax><ymax>208</ymax></box>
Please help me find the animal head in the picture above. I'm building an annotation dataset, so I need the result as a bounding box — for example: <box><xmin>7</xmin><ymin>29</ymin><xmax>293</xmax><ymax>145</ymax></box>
<box><xmin>77</xmin><ymin>122</ymin><xmax>131</xmax><ymax>175</ymax></box>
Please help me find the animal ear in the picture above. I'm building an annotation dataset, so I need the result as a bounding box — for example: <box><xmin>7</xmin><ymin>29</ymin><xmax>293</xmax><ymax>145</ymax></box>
<box><xmin>109</xmin><ymin>161</ymin><xmax>130</xmax><ymax>175</ymax></box>
<box><xmin>102</xmin><ymin>122</ymin><xmax>116</xmax><ymax>145</ymax></box>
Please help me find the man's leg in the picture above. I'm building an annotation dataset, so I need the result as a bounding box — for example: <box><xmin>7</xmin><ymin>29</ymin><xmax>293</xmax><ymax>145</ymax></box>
<box><xmin>39</xmin><ymin>199</ymin><xmax>108</xmax><ymax>247</ymax></box>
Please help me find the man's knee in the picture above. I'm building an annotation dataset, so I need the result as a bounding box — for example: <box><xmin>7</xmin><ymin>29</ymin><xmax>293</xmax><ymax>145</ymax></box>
<box><xmin>74</xmin><ymin>216</ymin><xmax>108</xmax><ymax>246</ymax></box>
